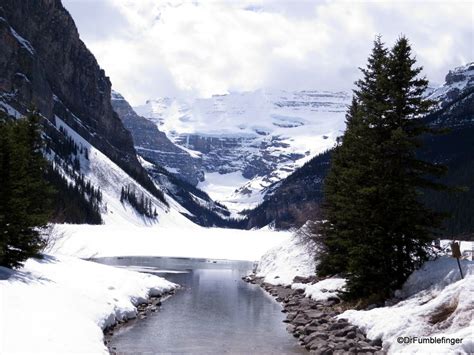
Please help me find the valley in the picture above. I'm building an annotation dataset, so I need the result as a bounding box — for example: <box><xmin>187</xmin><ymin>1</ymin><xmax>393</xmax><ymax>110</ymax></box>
<box><xmin>0</xmin><ymin>1</ymin><xmax>472</xmax><ymax>355</ymax></box>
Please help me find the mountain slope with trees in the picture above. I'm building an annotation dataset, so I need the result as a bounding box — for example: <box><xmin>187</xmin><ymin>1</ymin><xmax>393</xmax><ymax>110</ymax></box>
<box><xmin>0</xmin><ymin>0</ymin><xmax>167</xmax><ymax>224</ymax></box>
<box><xmin>111</xmin><ymin>91</ymin><xmax>243</xmax><ymax>228</ymax></box>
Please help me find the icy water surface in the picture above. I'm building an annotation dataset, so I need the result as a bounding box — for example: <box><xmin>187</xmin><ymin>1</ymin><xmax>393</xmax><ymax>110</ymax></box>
<box><xmin>96</xmin><ymin>256</ymin><xmax>306</xmax><ymax>354</ymax></box>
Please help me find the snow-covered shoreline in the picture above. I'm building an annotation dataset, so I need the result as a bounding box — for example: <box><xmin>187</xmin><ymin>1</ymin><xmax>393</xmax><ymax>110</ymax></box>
<box><xmin>254</xmin><ymin>231</ymin><xmax>474</xmax><ymax>354</ymax></box>
<box><xmin>0</xmin><ymin>254</ymin><xmax>176</xmax><ymax>354</ymax></box>
<box><xmin>0</xmin><ymin>223</ymin><xmax>290</xmax><ymax>354</ymax></box>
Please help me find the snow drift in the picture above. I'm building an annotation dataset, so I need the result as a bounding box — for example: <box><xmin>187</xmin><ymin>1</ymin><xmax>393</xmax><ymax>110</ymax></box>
<box><xmin>256</xmin><ymin>223</ymin><xmax>318</xmax><ymax>285</ymax></box>
<box><xmin>0</xmin><ymin>255</ymin><xmax>176</xmax><ymax>354</ymax></box>
<box><xmin>340</xmin><ymin>256</ymin><xmax>474</xmax><ymax>354</ymax></box>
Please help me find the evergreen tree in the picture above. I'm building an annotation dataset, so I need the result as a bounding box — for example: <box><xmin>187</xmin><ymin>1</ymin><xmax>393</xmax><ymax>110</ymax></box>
<box><xmin>318</xmin><ymin>36</ymin><xmax>446</xmax><ymax>301</ymax></box>
<box><xmin>0</xmin><ymin>112</ymin><xmax>53</xmax><ymax>268</ymax></box>
<box><xmin>318</xmin><ymin>37</ymin><xmax>390</xmax><ymax>277</ymax></box>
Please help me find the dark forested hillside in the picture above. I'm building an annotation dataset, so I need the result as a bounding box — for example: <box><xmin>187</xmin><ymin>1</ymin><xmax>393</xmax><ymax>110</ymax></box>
<box><xmin>244</xmin><ymin>150</ymin><xmax>331</xmax><ymax>229</ymax></box>
<box><xmin>420</xmin><ymin>87</ymin><xmax>474</xmax><ymax>239</ymax></box>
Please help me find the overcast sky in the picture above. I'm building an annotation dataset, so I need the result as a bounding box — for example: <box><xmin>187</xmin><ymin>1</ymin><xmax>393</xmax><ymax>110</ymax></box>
<box><xmin>63</xmin><ymin>0</ymin><xmax>473</xmax><ymax>106</ymax></box>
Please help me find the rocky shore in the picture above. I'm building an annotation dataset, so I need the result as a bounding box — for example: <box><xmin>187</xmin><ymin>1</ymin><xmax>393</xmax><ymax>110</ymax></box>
<box><xmin>243</xmin><ymin>275</ymin><xmax>385</xmax><ymax>355</ymax></box>
<box><xmin>104</xmin><ymin>289</ymin><xmax>176</xmax><ymax>354</ymax></box>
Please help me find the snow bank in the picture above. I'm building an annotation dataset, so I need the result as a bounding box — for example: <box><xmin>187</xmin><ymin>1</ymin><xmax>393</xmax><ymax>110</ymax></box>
<box><xmin>0</xmin><ymin>255</ymin><xmax>176</xmax><ymax>354</ymax></box>
<box><xmin>256</xmin><ymin>223</ymin><xmax>317</xmax><ymax>285</ymax></box>
<box><xmin>292</xmin><ymin>278</ymin><xmax>346</xmax><ymax>301</ymax></box>
<box><xmin>52</xmin><ymin>224</ymin><xmax>291</xmax><ymax>262</ymax></box>
<box><xmin>339</xmin><ymin>256</ymin><xmax>474</xmax><ymax>354</ymax></box>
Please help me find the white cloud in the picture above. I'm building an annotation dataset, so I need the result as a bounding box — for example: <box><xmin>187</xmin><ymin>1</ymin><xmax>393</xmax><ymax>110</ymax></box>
<box><xmin>63</xmin><ymin>0</ymin><xmax>473</xmax><ymax>105</ymax></box>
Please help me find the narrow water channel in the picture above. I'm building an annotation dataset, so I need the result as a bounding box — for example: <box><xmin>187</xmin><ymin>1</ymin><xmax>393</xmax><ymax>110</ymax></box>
<box><xmin>96</xmin><ymin>256</ymin><xmax>306</xmax><ymax>354</ymax></box>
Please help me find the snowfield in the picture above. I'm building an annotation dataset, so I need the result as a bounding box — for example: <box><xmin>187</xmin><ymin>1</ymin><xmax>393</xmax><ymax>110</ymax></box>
<box><xmin>340</xmin><ymin>256</ymin><xmax>474</xmax><ymax>354</ymax></box>
<box><xmin>52</xmin><ymin>224</ymin><xmax>291</xmax><ymax>262</ymax></box>
<box><xmin>0</xmin><ymin>254</ymin><xmax>176</xmax><ymax>354</ymax></box>
<box><xmin>134</xmin><ymin>90</ymin><xmax>350</xmax><ymax>211</ymax></box>
<box><xmin>256</xmin><ymin>229</ymin><xmax>474</xmax><ymax>354</ymax></box>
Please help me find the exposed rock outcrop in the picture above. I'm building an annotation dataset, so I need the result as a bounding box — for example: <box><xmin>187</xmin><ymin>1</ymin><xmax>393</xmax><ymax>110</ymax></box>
<box><xmin>111</xmin><ymin>91</ymin><xmax>204</xmax><ymax>186</ymax></box>
<box><xmin>0</xmin><ymin>0</ymin><xmax>159</xmax><ymax>199</ymax></box>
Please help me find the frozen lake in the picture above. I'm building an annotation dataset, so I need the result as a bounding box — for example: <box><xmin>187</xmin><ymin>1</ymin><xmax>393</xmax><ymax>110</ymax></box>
<box><xmin>96</xmin><ymin>256</ymin><xmax>306</xmax><ymax>354</ymax></box>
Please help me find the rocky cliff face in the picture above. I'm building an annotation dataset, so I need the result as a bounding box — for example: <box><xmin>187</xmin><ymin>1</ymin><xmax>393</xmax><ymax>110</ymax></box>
<box><xmin>111</xmin><ymin>91</ymin><xmax>204</xmax><ymax>185</ymax></box>
<box><xmin>0</xmin><ymin>0</ymin><xmax>155</xmax><ymax>194</ymax></box>
<box><xmin>111</xmin><ymin>91</ymin><xmax>243</xmax><ymax>227</ymax></box>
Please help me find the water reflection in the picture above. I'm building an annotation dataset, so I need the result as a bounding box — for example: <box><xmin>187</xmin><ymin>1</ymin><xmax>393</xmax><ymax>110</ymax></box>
<box><xmin>96</xmin><ymin>257</ymin><xmax>306</xmax><ymax>354</ymax></box>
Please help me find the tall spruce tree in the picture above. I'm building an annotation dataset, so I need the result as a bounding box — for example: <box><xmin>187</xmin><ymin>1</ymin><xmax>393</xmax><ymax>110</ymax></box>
<box><xmin>318</xmin><ymin>36</ymin><xmax>446</xmax><ymax>301</ymax></box>
<box><xmin>0</xmin><ymin>112</ymin><xmax>53</xmax><ymax>268</ymax></box>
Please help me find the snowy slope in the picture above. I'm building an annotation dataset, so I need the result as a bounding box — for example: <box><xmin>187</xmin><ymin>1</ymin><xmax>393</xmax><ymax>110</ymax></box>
<box><xmin>255</xmin><ymin>230</ymin><xmax>474</xmax><ymax>354</ymax></box>
<box><xmin>134</xmin><ymin>90</ymin><xmax>349</xmax><ymax>212</ymax></box>
<box><xmin>0</xmin><ymin>255</ymin><xmax>176</xmax><ymax>354</ymax></box>
<box><xmin>52</xmin><ymin>116</ymin><xmax>196</xmax><ymax>228</ymax></box>
<box><xmin>340</xmin><ymin>257</ymin><xmax>474</xmax><ymax>354</ymax></box>
<box><xmin>426</xmin><ymin>62</ymin><xmax>474</xmax><ymax>107</ymax></box>
<box><xmin>256</xmin><ymin>222</ymin><xmax>318</xmax><ymax>285</ymax></box>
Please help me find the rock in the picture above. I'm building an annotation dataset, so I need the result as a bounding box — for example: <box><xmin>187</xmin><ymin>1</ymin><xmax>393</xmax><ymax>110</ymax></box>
<box><xmin>293</xmin><ymin>275</ymin><xmax>318</xmax><ymax>284</ymax></box>
<box><xmin>334</xmin><ymin>325</ymin><xmax>357</xmax><ymax>337</ymax></box>
<box><xmin>304</xmin><ymin>310</ymin><xmax>323</xmax><ymax>319</ymax></box>
<box><xmin>328</xmin><ymin>322</ymin><xmax>347</xmax><ymax>331</ymax></box>
<box><xmin>360</xmin><ymin>346</ymin><xmax>379</xmax><ymax>352</ymax></box>
<box><xmin>292</xmin><ymin>314</ymin><xmax>311</xmax><ymax>326</ymax></box>
<box><xmin>370</xmin><ymin>338</ymin><xmax>383</xmax><ymax>347</ymax></box>
<box><xmin>318</xmin><ymin>346</ymin><xmax>334</xmax><ymax>355</ymax></box>
<box><xmin>294</xmin><ymin>288</ymin><xmax>305</xmax><ymax>295</ymax></box>
<box><xmin>295</xmin><ymin>325</ymin><xmax>305</xmax><ymax>333</ymax></box>
<box><xmin>304</xmin><ymin>325</ymin><xmax>320</xmax><ymax>335</ymax></box>
<box><xmin>346</xmin><ymin>331</ymin><xmax>357</xmax><ymax>339</ymax></box>
<box><xmin>0</xmin><ymin>0</ymin><xmax>163</xmax><ymax>204</ymax></box>
<box><xmin>327</xmin><ymin>296</ymin><xmax>341</xmax><ymax>304</ymax></box>
<box><xmin>323</xmin><ymin>299</ymin><xmax>340</xmax><ymax>307</ymax></box>
<box><xmin>303</xmin><ymin>332</ymin><xmax>329</xmax><ymax>343</ymax></box>
<box><xmin>309</xmin><ymin>339</ymin><xmax>326</xmax><ymax>350</ymax></box>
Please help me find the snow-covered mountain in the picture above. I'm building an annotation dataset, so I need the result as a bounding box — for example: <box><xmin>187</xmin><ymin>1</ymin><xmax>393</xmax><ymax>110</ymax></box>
<box><xmin>0</xmin><ymin>0</ymin><xmax>196</xmax><ymax>229</ymax></box>
<box><xmin>245</xmin><ymin>61</ymin><xmax>474</xmax><ymax>232</ymax></box>
<box><xmin>426</xmin><ymin>62</ymin><xmax>474</xmax><ymax>107</ymax></box>
<box><xmin>111</xmin><ymin>91</ymin><xmax>243</xmax><ymax>228</ymax></box>
<box><xmin>134</xmin><ymin>90</ymin><xmax>350</xmax><ymax>213</ymax></box>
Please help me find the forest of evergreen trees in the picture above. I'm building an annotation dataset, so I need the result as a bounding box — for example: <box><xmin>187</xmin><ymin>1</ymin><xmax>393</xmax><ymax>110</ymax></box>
<box><xmin>318</xmin><ymin>36</ymin><xmax>448</xmax><ymax>303</ymax></box>
<box><xmin>120</xmin><ymin>185</ymin><xmax>158</xmax><ymax>218</ymax></box>
<box><xmin>44</xmin><ymin>123</ymin><xmax>103</xmax><ymax>224</ymax></box>
<box><xmin>0</xmin><ymin>111</ymin><xmax>107</xmax><ymax>268</ymax></box>
<box><xmin>46</xmin><ymin>166</ymin><xmax>103</xmax><ymax>225</ymax></box>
